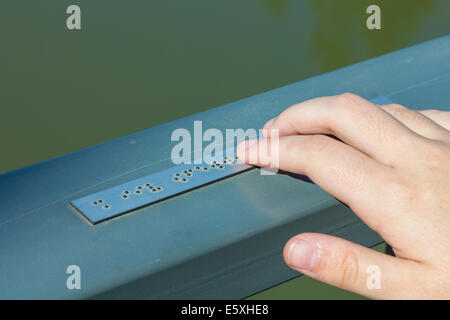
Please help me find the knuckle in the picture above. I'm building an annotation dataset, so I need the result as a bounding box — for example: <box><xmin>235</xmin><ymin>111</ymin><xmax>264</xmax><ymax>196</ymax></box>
<box><xmin>335</xmin><ymin>92</ymin><xmax>362</xmax><ymax>106</ymax></box>
<box><xmin>388</xmin><ymin>175</ymin><xmax>419</xmax><ymax>203</ymax></box>
<box><xmin>382</xmin><ymin>103</ymin><xmax>407</xmax><ymax>115</ymax></box>
<box><xmin>332</xmin><ymin>93</ymin><xmax>388</xmax><ymax>140</ymax></box>
<box><xmin>332</xmin><ymin>93</ymin><xmax>363</xmax><ymax>112</ymax></box>
<box><xmin>336</xmin><ymin>247</ymin><xmax>361</xmax><ymax>289</ymax></box>
<box><xmin>305</xmin><ymin>135</ymin><xmax>334</xmax><ymax>157</ymax></box>
<box><xmin>280</xmin><ymin>137</ymin><xmax>303</xmax><ymax>166</ymax></box>
<box><xmin>283</xmin><ymin>137</ymin><xmax>301</xmax><ymax>156</ymax></box>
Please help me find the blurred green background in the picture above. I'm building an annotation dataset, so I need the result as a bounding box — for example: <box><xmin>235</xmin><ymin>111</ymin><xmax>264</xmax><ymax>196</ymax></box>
<box><xmin>1</xmin><ymin>0</ymin><xmax>449</xmax><ymax>299</ymax></box>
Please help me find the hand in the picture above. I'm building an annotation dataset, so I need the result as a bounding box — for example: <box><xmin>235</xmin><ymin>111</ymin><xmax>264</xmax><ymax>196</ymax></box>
<box><xmin>236</xmin><ymin>93</ymin><xmax>450</xmax><ymax>299</ymax></box>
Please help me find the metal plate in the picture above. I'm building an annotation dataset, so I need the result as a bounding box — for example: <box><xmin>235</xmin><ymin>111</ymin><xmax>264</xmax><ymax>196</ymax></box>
<box><xmin>71</xmin><ymin>147</ymin><xmax>252</xmax><ymax>224</ymax></box>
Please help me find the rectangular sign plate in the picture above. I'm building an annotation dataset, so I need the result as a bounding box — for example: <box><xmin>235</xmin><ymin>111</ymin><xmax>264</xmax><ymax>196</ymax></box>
<box><xmin>71</xmin><ymin>148</ymin><xmax>252</xmax><ymax>224</ymax></box>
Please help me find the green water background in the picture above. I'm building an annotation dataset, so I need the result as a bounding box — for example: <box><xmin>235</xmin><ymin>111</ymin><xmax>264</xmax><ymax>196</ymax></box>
<box><xmin>1</xmin><ymin>0</ymin><xmax>449</xmax><ymax>299</ymax></box>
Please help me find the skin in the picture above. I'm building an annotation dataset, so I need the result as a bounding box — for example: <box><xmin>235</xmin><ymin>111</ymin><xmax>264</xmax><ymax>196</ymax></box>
<box><xmin>236</xmin><ymin>93</ymin><xmax>450</xmax><ymax>299</ymax></box>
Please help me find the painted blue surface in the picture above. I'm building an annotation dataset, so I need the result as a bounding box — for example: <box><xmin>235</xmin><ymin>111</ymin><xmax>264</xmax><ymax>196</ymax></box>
<box><xmin>371</xmin><ymin>96</ymin><xmax>394</xmax><ymax>105</ymax></box>
<box><xmin>0</xmin><ymin>36</ymin><xmax>449</xmax><ymax>299</ymax></box>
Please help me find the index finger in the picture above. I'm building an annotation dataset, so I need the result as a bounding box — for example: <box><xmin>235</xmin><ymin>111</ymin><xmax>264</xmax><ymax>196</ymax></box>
<box><xmin>264</xmin><ymin>93</ymin><xmax>429</xmax><ymax>166</ymax></box>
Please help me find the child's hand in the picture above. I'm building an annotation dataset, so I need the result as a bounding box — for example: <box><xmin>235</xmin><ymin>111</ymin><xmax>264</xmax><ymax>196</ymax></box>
<box><xmin>237</xmin><ymin>93</ymin><xmax>450</xmax><ymax>299</ymax></box>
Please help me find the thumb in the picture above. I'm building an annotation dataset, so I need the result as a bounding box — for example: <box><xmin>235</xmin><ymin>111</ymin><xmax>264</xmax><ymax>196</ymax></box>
<box><xmin>283</xmin><ymin>233</ymin><xmax>421</xmax><ymax>299</ymax></box>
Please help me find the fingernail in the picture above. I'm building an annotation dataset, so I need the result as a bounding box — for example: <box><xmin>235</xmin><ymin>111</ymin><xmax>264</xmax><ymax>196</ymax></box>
<box><xmin>287</xmin><ymin>239</ymin><xmax>317</xmax><ymax>271</ymax></box>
